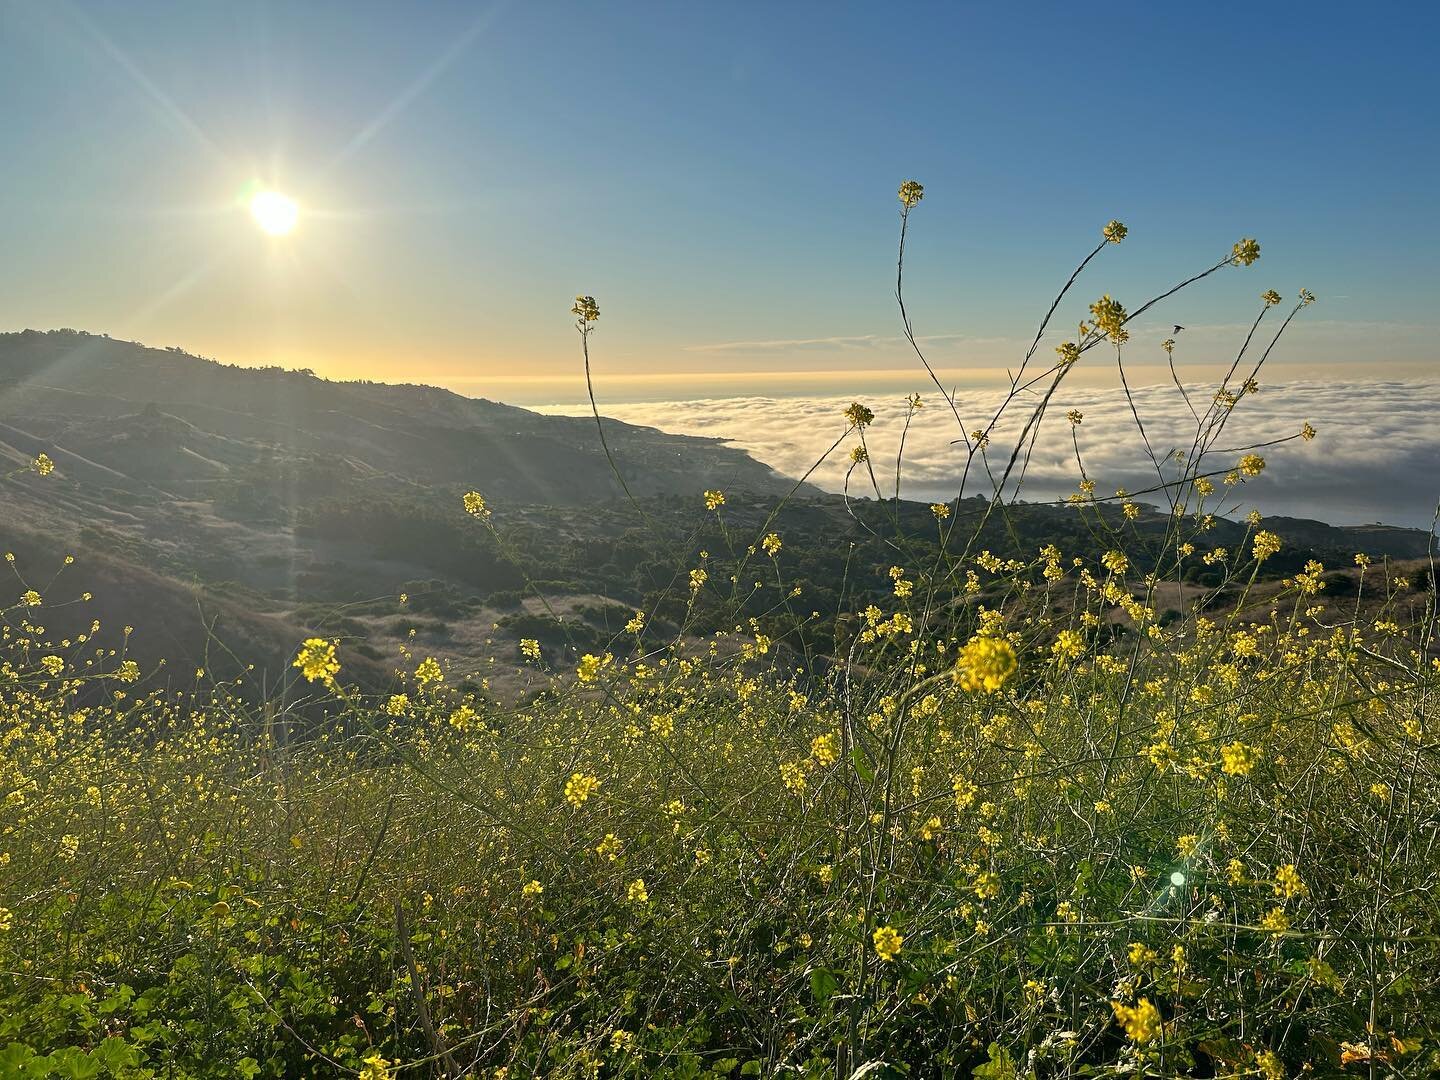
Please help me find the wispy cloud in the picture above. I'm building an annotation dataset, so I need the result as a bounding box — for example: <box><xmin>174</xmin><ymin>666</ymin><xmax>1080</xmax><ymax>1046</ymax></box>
<box><xmin>683</xmin><ymin>332</ymin><xmax>1022</xmax><ymax>354</ymax></box>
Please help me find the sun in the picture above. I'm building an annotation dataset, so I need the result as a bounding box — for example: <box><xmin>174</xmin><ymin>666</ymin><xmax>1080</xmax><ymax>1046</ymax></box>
<box><xmin>249</xmin><ymin>190</ymin><xmax>299</xmax><ymax>236</ymax></box>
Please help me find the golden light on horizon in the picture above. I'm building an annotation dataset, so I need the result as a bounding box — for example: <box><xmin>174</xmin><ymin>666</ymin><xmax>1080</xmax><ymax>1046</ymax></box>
<box><xmin>249</xmin><ymin>190</ymin><xmax>299</xmax><ymax>236</ymax></box>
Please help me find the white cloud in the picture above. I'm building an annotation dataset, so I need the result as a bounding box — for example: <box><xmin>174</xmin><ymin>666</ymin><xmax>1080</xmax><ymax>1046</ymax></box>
<box><xmin>542</xmin><ymin>380</ymin><xmax>1440</xmax><ymax>529</ymax></box>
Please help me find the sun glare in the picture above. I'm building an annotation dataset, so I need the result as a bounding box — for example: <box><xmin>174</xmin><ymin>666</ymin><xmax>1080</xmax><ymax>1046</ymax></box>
<box><xmin>249</xmin><ymin>190</ymin><xmax>299</xmax><ymax>236</ymax></box>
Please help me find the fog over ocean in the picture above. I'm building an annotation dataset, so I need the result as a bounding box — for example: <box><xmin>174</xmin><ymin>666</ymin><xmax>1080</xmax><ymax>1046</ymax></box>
<box><xmin>537</xmin><ymin>380</ymin><xmax>1440</xmax><ymax>530</ymax></box>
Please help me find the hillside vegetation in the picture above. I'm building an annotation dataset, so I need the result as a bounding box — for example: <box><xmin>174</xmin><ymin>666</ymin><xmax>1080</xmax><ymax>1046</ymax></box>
<box><xmin>2</xmin><ymin>188</ymin><xmax>1438</xmax><ymax>1078</ymax></box>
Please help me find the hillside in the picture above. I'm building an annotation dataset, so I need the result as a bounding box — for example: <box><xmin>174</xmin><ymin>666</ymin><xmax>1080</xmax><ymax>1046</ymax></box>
<box><xmin>2</xmin><ymin>329</ymin><xmax>1433</xmax><ymax>698</ymax></box>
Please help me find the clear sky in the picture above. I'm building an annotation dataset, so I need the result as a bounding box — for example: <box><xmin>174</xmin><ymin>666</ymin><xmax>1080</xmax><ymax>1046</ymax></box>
<box><xmin>2</xmin><ymin>0</ymin><xmax>1436</xmax><ymax>400</ymax></box>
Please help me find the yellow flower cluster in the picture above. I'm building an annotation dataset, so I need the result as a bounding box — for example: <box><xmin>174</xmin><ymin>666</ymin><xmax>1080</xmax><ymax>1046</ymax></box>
<box><xmin>293</xmin><ymin>638</ymin><xmax>340</xmax><ymax>685</ymax></box>
<box><xmin>1231</xmin><ymin>238</ymin><xmax>1261</xmax><ymax>266</ymax></box>
<box><xmin>564</xmin><ymin>772</ymin><xmax>600</xmax><ymax>808</ymax></box>
<box><xmin>1088</xmin><ymin>295</ymin><xmax>1128</xmax><ymax>343</ymax></box>
<box><xmin>872</xmin><ymin>925</ymin><xmax>904</xmax><ymax>961</ymax></box>
<box><xmin>571</xmin><ymin>295</ymin><xmax>600</xmax><ymax>322</ymax></box>
<box><xmin>1111</xmin><ymin>998</ymin><xmax>1162</xmax><ymax>1043</ymax></box>
<box><xmin>897</xmin><ymin>180</ymin><xmax>924</xmax><ymax>209</ymax></box>
<box><xmin>953</xmin><ymin>635</ymin><xmax>1018</xmax><ymax>693</ymax></box>
<box><xmin>462</xmin><ymin>490</ymin><xmax>490</xmax><ymax>519</ymax></box>
<box><xmin>1253</xmin><ymin>531</ymin><xmax>1282</xmax><ymax>561</ymax></box>
<box><xmin>844</xmin><ymin>401</ymin><xmax>875</xmax><ymax>428</ymax></box>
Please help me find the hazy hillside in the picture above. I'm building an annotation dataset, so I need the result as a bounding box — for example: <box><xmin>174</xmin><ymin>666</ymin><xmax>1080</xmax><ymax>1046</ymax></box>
<box><xmin>2</xmin><ymin>328</ymin><xmax>1432</xmax><ymax>697</ymax></box>
<box><xmin>0</xmin><ymin>329</ymin><xmax>798</xmax><ymax>504</ymax></box>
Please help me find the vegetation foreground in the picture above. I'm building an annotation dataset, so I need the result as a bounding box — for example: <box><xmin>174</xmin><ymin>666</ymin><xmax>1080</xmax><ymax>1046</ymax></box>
<box><xmin>3</xmin><ymin>188</ymin><xmax>1439</xmax><ymax>1078</ymax></box>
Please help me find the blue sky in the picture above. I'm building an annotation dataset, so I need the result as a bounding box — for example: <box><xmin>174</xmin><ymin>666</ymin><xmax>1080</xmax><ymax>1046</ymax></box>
<box><xmin>1</xmin><ymin>0</ymin><xmax>1436</xmax><ymax>397</ymax></box>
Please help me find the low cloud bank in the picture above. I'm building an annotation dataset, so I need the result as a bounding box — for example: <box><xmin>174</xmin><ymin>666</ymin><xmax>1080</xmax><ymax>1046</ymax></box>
<box><xmin>544</xmin><ymin>380</ymin><xmax>1440</xmax><ymax>529</ymax></box>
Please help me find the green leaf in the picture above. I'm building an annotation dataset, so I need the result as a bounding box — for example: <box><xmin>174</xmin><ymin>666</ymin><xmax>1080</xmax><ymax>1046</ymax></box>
<box><xmin>850</xmin><ymin>748</ymin><xmax>875</xmax><ymax>784</ymax></box>
<box><xmin>809</xmin><ymin>967</ymin><xmax>839</xmax><ymax>1005</ymax></box>
<box><xmin>91</xmin><ymin>1038</ymin><xmax>138</xmax><ymax>1072</ymax></box>
<box><xmin>971</xmin><ymin>1042</ymin><xmax>1016</xmax><ymax>1080</ymax></box>
<box><xmin>740</xmin><ymin>1063</ymin><xmax>762</xmax><ymax>1077</ymax></box>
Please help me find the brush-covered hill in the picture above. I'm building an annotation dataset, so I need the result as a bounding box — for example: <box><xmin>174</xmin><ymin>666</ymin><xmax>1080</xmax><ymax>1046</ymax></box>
<box><xmin>2</xmin><ymin>328</ymin><xmax>1432</xmax><ymax>698</ymax></box>
<box><xmin>0</xmin><ymin>329</ymin><xmax>799</xmax><ymax>504</ymax></box>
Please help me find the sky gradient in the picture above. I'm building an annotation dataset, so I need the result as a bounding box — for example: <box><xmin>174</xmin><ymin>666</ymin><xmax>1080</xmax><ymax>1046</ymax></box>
<box><xmin>1</xmin><ymin>0</ymin><xmax>1437</xmax><ymax>402</ymax></box>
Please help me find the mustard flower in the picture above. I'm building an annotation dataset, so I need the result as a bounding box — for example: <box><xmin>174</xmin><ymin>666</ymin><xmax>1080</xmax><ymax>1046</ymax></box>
<box><xmin>703</xmin><ymin>489</ymin><xmax>725</xmax><ymax>511</ymax></box>
<box><xmin>626</xmin><ymin>878</ymin><xmax>648</xmax><ymax>905</ymax></box>
<box><xmin>1260</xmin><ymin>907</ymin><xmax>1290</xmax><ymax>934</ymax></box>
<box><xmin>1111</xmin><ymin>998</ymin><xmax>1163</xmax><ymax>1044</ymax></box>
<box><xmin>520</xmin><ymin>638</ymin><xmax>541</xmax><ymax>660</ymax></box>
<box><xmin>32</xmin><ymin>453</ymin><xmax>54</xmax><ymax>476</ymax></box>
<box><xmin>1253</xmin><ymin>531</ymin><xmax>1282</xmax><ymax>561</ymax></box>
<box><xmin>872</xmin><ymin>925</ymin><xmax>904</xmax><ymax>962</ymax></box>
<box><xmin>779</xmin><ymin>761</ymin><xmax>808</xmax><ymax>794</ymax></box>
<box><xmin>898</xmin><ymin>179</ymin><xmax>924</xmax><ymax>209</ymax></box>
<box><xmin>1088</xmin><ymin>295</ymin><xmax>1129</xmax><ymax>343</ymax></box>
<box><xmin>810</xmin><ymin>732</ymin><xmax>840</xmax><ymax>765</ymax></box>
<box><xmin>953</xmin><ymin>634</ymin><xmax>1018</xmax><ymax>693</ymax></box>
<box><xmin>1102</xmin><ymin>219</ymin><xmax>1128</xmax><ymax>243</ymax></box>
<box><xmin>844</xmin><ymin>401</ymin><xmax>875</xmax><ymax>428</ymax></box>
<box><xmin>1051</xmin><ymin>630</ymin><xmax>1085</xmax><ymax>661</ymax></box>
<box><xmin>1231</xmin><ymin>238</ymin><xmax>1261</xmax><ymax>266</ymax></box>
<box><xmin>761</xmin><ymin>532</ymin><xmax>782</xmax><ymax>555</ymax></box>
<box><xmin>1056</xmin><ymin>341</ymin><xmax>1080</xmax><ymax>366</ymax></box>
<box><xmin>572</xmin><ymin>295</ymin><xmax>600</xmax><ymax>322</ymax></box>
<box><xmin>1238</xmin><ymin>453</ymin><xmax>1266</xmax><ymax>476</ymax></box>
<box><xmin>1220</xmin><ymin>741</ymin><xmax>1259</xmax><ymax>776</ymax></box>
<box><xmin>596</xmin><ymin>833</ymin><xmax>624</xmax><ymax>861</ymax></box>
<box><xmin>1273</xmin><ymin>864</ymin><xmax>1307</xmax><ymax>900</ymax></box>
<box><xmin>565</xmin><ymin>772</ymin><xmax>600</xmax><ymax>808</ymax></box>
<box><xmin>930</xmin><ymin>502</ymin><xmax>950</xmax><ymax>520</ymax></box>
<box><xmin>1262</xmin><ymin>289</ymin><xmax>1282</xmax><ymax>306</ymax></box>
<box><xmin>462</xmin><ymin>490</ymin><xmax>490</xmax><ymax>519</ymax></box>
<box><xmin>414</xmin><ymin>657</ymin><xmax>444</xmax><ymax>688</ymax></box>
<box><xmin>576</xmin><ymin>652</ymin><xmax>612</xmax><ymax>682</ymax></box>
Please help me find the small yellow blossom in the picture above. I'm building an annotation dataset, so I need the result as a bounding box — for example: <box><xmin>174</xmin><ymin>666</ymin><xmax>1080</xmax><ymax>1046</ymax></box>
<box><xmin>565</xmin><ymin>772</ymin><xmax>600</xmax><ymax>808</ymax></box>
<box><xmin>953</xmin><ymin>634</ymin><xmax>1018</xmax><ymax>693</ymax></box>
<box><xmin>462</xmin><ymin>490</ymin><xmax>491</xmax><ymax>519</ymax></box>
<box><xmin>844</xmin><ymin>402</ymin><xmax>875</xmax><ymax>428</ymax></box>
<box><xmin>872</xmin><ymin>925</ymin><xmax>904</xmax><ymax>962</ymax></box>
<box><xmin>1111</xmin><ymin>998</ymin><xmax>1162</xmax><ymax>1043</ymax></box>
